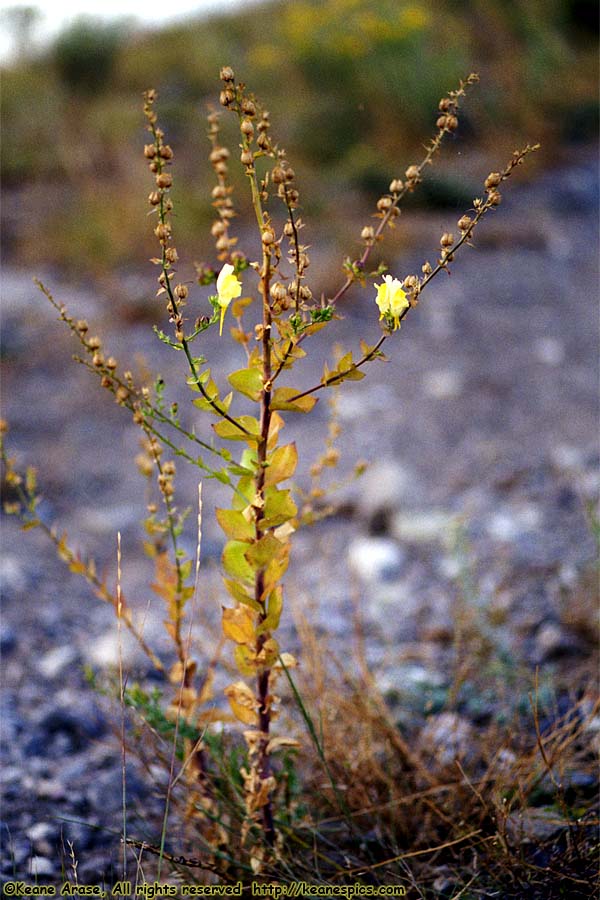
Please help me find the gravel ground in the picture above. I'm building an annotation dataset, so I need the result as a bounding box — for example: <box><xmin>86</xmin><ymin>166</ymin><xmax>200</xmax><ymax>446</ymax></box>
<box><xmin>1</xmin><ymin>148</ymin><xmax>598</xmax><ymax>882</ymax></box>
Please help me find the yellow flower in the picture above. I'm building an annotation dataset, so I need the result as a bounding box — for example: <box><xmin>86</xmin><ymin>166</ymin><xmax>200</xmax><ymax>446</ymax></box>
<box><xmin>374</xmin><ymin>274</ymin><xmax>409</xmax><ymax>330</ymax></box>
<box><xmin>216</xmin><ymin>263</ymin><xmax>242</xmax><ymax>335</ymax></box>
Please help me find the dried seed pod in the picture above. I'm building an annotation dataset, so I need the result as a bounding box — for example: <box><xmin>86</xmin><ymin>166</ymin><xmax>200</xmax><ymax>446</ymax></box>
<box><xmin>457</xmin><ymin>215</ymin><xmax>473</xmax><ymax>232</ymax></box>
<box><xmin>143</xmin><ymin>144</ymin><xmax>157</xmax><ymax>159</ymax></box>
<box><xmin>485</xmin><ymin>172</ymin><xmax>502</xmax><ymax>189</ymax></box>
<box><xmin>440</xmin><ymin>232</ymin><xmax>454</xmax><ymax>247</ymax></box>
<box><xmin>156</xmin><ymin>172</ymin><xmax>172</xmax><ymax>189</ymax></box>
<box><xmin>220</xmin><ymin>66</ymin><xmax>235</xmax><ymax>82</ymax></box>
<box><xmin>389</xmin><ymin>179</ymin><xmax>403</xmax><ymax>193</ymax></box>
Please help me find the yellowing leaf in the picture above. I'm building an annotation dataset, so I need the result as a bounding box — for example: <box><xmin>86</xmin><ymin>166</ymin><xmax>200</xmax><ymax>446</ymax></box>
<box><xmin>271</xmin><ymin>387</ymin><xmax>317</xmax><ymax>413</ymax></box>
<box><xmin>222</xmin><ymin>540</ymin><xmax>255</xmax><ymax>584</ymax></box>
<box><xmin>234</xmin><ymin>644</ymin><xmax>258</xmax><ymax>676</ymax></box>
<box><xmin>258</xmin><ymin>586</ymin><xmax>283</xmax><ymax>634</ymax></box>
<box><xmin>262</xmin><ymin>487</ymin><xmax>297</xmax><ymax>529</ymax></box>
<box><xmin>266</xmin><ymin>736</ymin><xmax>301</xmax><ymax>754</ymax></box>
<box><xmin>244</xmin><ymin>533</ymin><xmax>286</xmax><ymax>570</ymax></box>
<box><xmin>216</xmin><ymin>507</ymin><xmax>255</xmax><ymax>541</ymax></box>
<box><xmin>264</xmin><ymin>443</ymin><xmax>298</xmax><ymax>486</ymax></box>
<box><xmin>227</xmin><ymin>367</ymin><xmax>263</xmax><ymax>401</ymax></box>
<box><xmin>267</xmin><ymin>411</ymin><xmax>285</xmax><ymax>450</ymax></box>
<box><xmin>224</xmin><ymin>681</ymin><xmax>258</xmax><ymax>725</ymax></box>
<box><xmin>222</xmin><ymin>606</ymin><xmax>256</xmax><ymax>644</ymax></box>
<box><xmin>256</xmin><ymin>637</ymin><xmax>279</xmax><ymax>668</ymax></box>
<box><xmin>223</xmin><ymin>578</ymin><xmax>261</xmax><ymax>610</ymax></box>
<box><xmin>231</xmin><ymin>296</ymin><xmax>254</xmax><ymax>318</ymax></box>
<box><xmin>213</xmin><ymin>416</ymin><xmax>260</xmax><ymax>442</ymax></box>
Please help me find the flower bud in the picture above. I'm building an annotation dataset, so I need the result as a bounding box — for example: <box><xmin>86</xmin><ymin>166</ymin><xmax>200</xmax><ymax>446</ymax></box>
<box><xmin>143</xmin><ymin>144</ymin><xmax>156</xmax><ymax>159</ymax></box>
<box><xmin>241</xmin><ymin>99</ymin><xmax>256</xmax><ymax>117</ymax></box>
<box><xmin>76</xmin><ymin>319</ymin><xmax>89</xmax><ymax>334</ymax></box>
<box><xmin>361</xmin><ymin>226</ymin><xmax>375</xmax><ymax>242</ymax></box>
<box><xmin>445</xmin><ymin>115</ymin><xmax>458</xmax><ymax>130</ymax></box>
<box><xmin>488</xmin><ymin>190</ymin><xmax>502</xmax><ymax>206</ymax></box>
<box><xmin>457</xmin><ymin>215</ymin><xmax>473</xmax><ymax>232</ymax></box>
<box><xmin>436</xmin><ymin>115</ymin><xmax>448</xmax><ymax>129</ymax></box>
<box><xmin>156</xmin><ymin>172</ymin><xmax>172</xmax><ymax>189</ymax></box>
<box><xmin>87</xmin><ymin>336</ymin><xmax>101</xmax><ymax>350</ymax></box>
<box><xmin>389</xmin><ymin>179</ymin><xmax>403</xmax><ymax>193</ymax></box>
<box><xmin>440</xmin><ymin>232</ymin><xmax>454</xmax><ymax>247</ymax></box>
<box><xmin>159</xmin><ymin>145</ymin><xmax>173</xmax><ymax>160</ymax></box>
<box><xmin>272</xmin><ymin>166</ymin><xmax>285</xmax><ymax>184</ymax></box>
<box><xmin>240</xmin><ymin>149</ymin><xmax>254</xmax><ymax>166</ymax></box>
<box><xmin>220</xmin><ymin>66</ymin><xmax>235</xmax><ymax>82</ymax></box>
<box><xmin>405</xmin><ymin>165</ymin><xmax>420</xmax><ymax>181</ymax></box>
<box><xmin>211</xmin><ymin>220</ymin><xmax>226</xmax><ymax>237</ymax></box>
<box><xmin>115</xmin><ymin>386</ymin><xmax>129</xmax><ymax>403</ymax></box>
<box><xmin>175</xmin><ymin>284</ymin><xmax>188</xmax><ymax>300</ymax></box>
<box><xmin>283</xmin><ymin>221</ymin><xmax>294</xmax><ymax>237</ymax></box>
<box><xmin>377</xmin><ymin>197</ymin><xmax>393</xmax><ymax>212</ymax></box>
<box><xmin>438</xmin><ymin>97</ymin><xmax>453</xmax><ymax>112</ymax></box>
<box><xmin>92</xmin><ymin>352</ymin><xmax>104</xmax><ymax>368</ymax></box>
<box><xmin>219</xmin><ymin>90</ymin><xmax>234</xmax><ymax>107</ymax></box>
<box><xmin>165</xmin><ymin>247</ymin><xmax>179</xmax><ymax>263</ymax></box>
<box><xmin>261</xmin><ymin>228</ymin><xmax>275</xmax><ymax>245</ymax></box>
<box><xmin>106</xmin><ymin>357</ymin><xmax>117</xmax><ymax>370</ymax></box>
<box><xmin>148</xmin><ymin>191</ymin><xmax>161</xmax><ymax>206</ymax></box>
<box><xmin>154</xmin><ymin>223</ymin><xmax>171</xmax><ymax>242</ymax></box>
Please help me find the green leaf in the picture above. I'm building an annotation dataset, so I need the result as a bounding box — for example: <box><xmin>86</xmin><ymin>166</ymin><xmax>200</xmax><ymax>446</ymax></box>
<box><xmin>216</xmin><ymin>508</ymin><xmax>255</xmax><ymax>542</ymax></box>
<box><xmin>222</xmin><ymin>540</ymin><xmax>255</xmax><ymax>584</ymax></box>
<box><xmin>271</xmin><ymin>387</ymin><xmax>317</xmax><ymax>413</ymax></box>
<box><xmin>228</xmin><ymin>367</ymin><xmax>263</xmax><ymax>401</ymax></box>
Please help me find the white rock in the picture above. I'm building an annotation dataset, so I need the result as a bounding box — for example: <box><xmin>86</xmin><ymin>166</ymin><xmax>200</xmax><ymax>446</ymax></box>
<box><xmin>392</xmin><ymin>509</ymin><xmax>454</xmax><ymax>544</ymax></box>
<box><xmin>28</xmin><ymin>856</ymin><xmax>55</xmax><ymax>877</ymax></box>
<box><xmin>422</xmin><ymin>369</ymin><xmax>463</xmax><ymax>399</ymax></box>
<box><xmin>356</xmin><ymin>459</ymin><xmax>414</xmax><ymax>519</ymax></box>
<box><xmin>486</xmin><ymin>504</ymin><xmax>541</xmax><ymax>541</ymax></box>
<box><xmin>38</xmin><ymin>645</ymin><xmax>78</xmax><ymax>679</ymax></box>
<box><xmin>347</xmin><ymin>536</ymin><xmax>405</xmax><ymax>582</ymax></box>
<box><xmin>419</xmin><ymin>713</ymin><xmax>473</xmax><ymax>765</ymax></box>
<box><xmin>533</xmin><ymin>336</ymin><xmax>565</xmax><ymax>366</ymax></box>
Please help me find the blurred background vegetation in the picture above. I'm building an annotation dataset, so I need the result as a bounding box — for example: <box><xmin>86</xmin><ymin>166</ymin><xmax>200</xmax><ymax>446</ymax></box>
<box><xmin>1</xmin><ymin>0</ymin><xmax>598</xmax><ymax>280</ymax></box>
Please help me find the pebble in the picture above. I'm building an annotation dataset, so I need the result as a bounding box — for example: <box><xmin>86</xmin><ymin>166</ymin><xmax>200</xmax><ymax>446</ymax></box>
<box><xmin>422</xmin><ymin>369</ymin><xmax>464</xmax><ymax>399</ymax></box>
<box><xmin>38</xmin><ymin>645</ymin><xmax>79</xmax><ymax>679</ymax></box>
<box><xmin>505</xmin><ymin>807</ymin><xmax>568</xmax><ymax>844</ymax></box>
<box><xmin>419</xmin><ymin>713</ymin><xmax>473</xmax><ymax>765</ymax></box>
<box><xmin>486</xmin><ymin>503</ymin><xmax>541</xmax><ymax>542</ymax></box>
<box><xmin>534</xmin><ymin>622</ymin><xmax>580</xmax><ymax>662</ymax></box>
<box><xmin>355</xmin><ymin>459</ymin><xmax>415</xmax><ymax>523</ymax></box>
<box><xmin>0</xmin><ymin>624</ymin><xmax>17</xmax><ymax>654</ymax></box>
<box><xmin>347</xmin><ymin>536</ymin><xmax>405</xmax><ymax>582</ymax></box>
<box><xmin>28</xmin><ymin>856</ymin><xmax>55</xmax><ymax>877</ymax></box>
<box><xmin>392</xmin><ymin>509</ymin><xmax>455</xmax><ymax>544</ymax></box>
<box><xmin>533</xmin><ymin>336</ymin><xmax>565</xmax><ymax>366</ymax></box>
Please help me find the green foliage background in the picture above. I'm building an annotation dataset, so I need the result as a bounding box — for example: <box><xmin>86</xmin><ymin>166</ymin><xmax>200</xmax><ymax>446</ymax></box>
<box><xmin>1</xmin><ymin>0</ymin><xmax>597</xmax><ymax>276</ymax></box>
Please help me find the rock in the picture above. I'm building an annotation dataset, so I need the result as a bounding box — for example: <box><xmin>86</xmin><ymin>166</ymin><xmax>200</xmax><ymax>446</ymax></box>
<box><xmin>28</xmin><ymin>856</ymin><xmax>56</xmax><ymax>877</ymax></box>
<box><xmin>419</xmin><ymin>713</ymin><xmax>473</xmax><ymax>765</ymax></box>
<box><xmin>533</xmin><ymin>337</ymin><xmax>565</xmax><ymax>366</ymax></box>
<box><xmin>25</xmin><ymin>823</ymin><xmax>57</xmax><ymax>857</ymax></box>
<box><xmin>88</xmin><ymin>629</ymin><xmax>149</xmax><ymax>669</ymax></box>
<box><xmin>392</xmin><ymin>509</ymin><xmax>455</xmax><ymax>544</ymax></box>
<box><xmin>355</xmin><ymin>459</ymin><xmax>415</xmax><ymax>527</ymax></box>
<box><xmin>486</xmin><ymin>503</ymin><xmax>541</xmax><ymax>542</ymax></box>
<box><xmin>505</xmin><ymin>807</ymin><xmax>568</xmax><ymax>844</ymax></box>
<box><xmin>534</xmin><ymin>622</ymin><xmax>580</xmax><ymax>662</ymax></box>
<box><xmin>347</xmin><ymin>536</ymin><xmax>405</xmax><ymax>582</ymax></box>
<box><xmin>0</xmin><ymin>624</ymin><xmax>17</xmax><ymax>654</ymax></box>
<box><xmin>34</xmin><ymin>779</ymin><xmax>67</xmax><ymax>801</ymax></box>
<box><xmin>38</xmin><ymin>645</ymin><xmax>79</xmax><ymax>679</ymax></box>
<box><xmin>422</xmin><ymin>369</ymin><xmax>464</xmax><ymax>399</ymax></box>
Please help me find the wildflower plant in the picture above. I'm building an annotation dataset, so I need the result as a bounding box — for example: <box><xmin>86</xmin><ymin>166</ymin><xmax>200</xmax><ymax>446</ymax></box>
<box><xmin>1</xmin><ymin>67</ymin><xmax>539</xmax><ymax>865</ymax></box>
